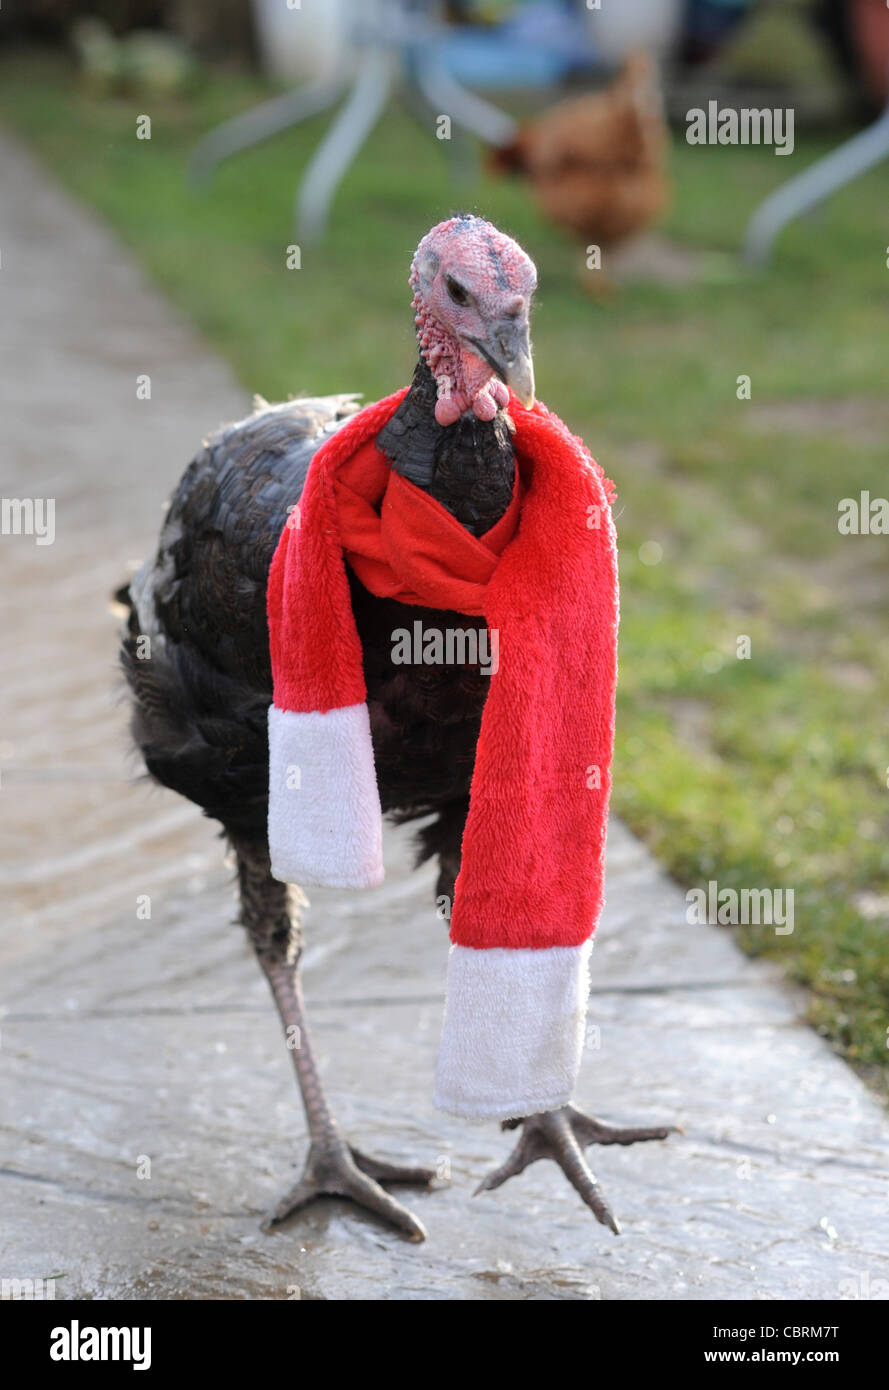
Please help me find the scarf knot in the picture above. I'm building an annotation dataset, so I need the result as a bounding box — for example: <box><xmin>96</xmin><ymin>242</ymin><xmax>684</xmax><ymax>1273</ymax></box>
<box><xmin>333</xmin><ymin>436</ymin><xmax>523</xmax><ymax>617</ymax></box>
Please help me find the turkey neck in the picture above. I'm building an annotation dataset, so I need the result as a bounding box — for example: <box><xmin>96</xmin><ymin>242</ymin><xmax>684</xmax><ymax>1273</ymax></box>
<box><xmin>375</xmin><ymin>358</ymin><xmax>516</xmax><ymax>538</ymax></box>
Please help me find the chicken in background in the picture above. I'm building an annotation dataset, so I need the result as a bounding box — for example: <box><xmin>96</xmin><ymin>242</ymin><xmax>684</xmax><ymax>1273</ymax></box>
<box><xmin>490</xmin><ymin>52</ymin><xmax>670</xmax><ymax>281</ymax></box>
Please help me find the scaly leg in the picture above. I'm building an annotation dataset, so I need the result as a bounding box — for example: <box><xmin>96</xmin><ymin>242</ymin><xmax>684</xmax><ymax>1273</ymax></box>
<box><xmin>234</xmin><ymin>841</ymin><xmax>436</xmax><ymax>1241</ymax></box>
<box><xmin>476</xmin><ymin>1104</ymin><xmax>678</xmax><ymax>1234</ymax></box>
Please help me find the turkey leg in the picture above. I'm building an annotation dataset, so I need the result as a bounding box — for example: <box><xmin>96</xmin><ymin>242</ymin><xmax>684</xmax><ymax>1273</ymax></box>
<box><xmin>234</xmin><ymin>842</ymin><xmax>436</xmax><ymax>1241</ymax></box>
<box><xmin>476</xmin><ymin>1104</ymin><xmax>678</xmax><ymax>1234</ymax></box>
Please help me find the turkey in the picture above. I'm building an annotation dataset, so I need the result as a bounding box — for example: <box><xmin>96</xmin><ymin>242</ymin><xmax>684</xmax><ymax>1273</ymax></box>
<box><xmin>120</xmin><ymin>215</ymin><xmax>674</xmax><ymax>1242</ymax></box>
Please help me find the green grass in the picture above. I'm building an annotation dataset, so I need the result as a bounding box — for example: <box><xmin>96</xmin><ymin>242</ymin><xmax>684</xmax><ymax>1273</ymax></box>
<box><xmin>4</xmin><ymin>50</ymin><xmax>888</xmax><ymax>1092</ymax></box>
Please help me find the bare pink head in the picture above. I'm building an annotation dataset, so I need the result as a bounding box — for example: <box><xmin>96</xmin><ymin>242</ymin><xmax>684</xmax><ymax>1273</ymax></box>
<box><xmin>410</xmin><ymin>216</ymin><xmax>537</xmax><ymax>426</ymax></box>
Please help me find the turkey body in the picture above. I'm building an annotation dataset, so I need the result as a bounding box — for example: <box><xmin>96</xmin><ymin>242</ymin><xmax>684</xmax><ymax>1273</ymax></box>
<box><xmin>120</xmin><ymin>362</ymin><xmax>516</xmax><ymax>898</ymax></box>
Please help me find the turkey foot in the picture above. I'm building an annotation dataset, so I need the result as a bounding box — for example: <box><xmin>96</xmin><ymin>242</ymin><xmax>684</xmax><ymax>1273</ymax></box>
<box><xmin>235</xmin><ymin>848</ymin><xmax>438</xmax><ymax>1242</ymax></box>
<box><xmin>261</xmin><ymin>1138</ymin><xmax>436</xmax><ymax>1242</ymax></box>
<box><xmin>475</xmin><ymin>1104</ymin><xmax>678</xmax><ymax>1234</ymax></box>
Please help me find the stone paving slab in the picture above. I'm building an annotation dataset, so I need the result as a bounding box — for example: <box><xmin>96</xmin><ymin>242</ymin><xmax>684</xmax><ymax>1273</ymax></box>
<box><xmin>1</xmin><ymin>129</ymin><xmax>888</xmax><ymax>1301</ymax></box>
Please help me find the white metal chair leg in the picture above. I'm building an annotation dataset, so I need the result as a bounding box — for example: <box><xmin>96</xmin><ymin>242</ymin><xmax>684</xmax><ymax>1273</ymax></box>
<box><xmin>189</xmin><ymin>0</ymin><xmax>523</xmax><ymax>240</ymax></box>
<box><xmin>296</xmin><ymin>47</ymin><xmax>397</xmax><ymax>243</ymax></box>
<box><xmin>744</xmin><ymin>101</ymin><xmax>889</xmax><ymax>268</ymax></box>
<box><xmin>189</xmin><ymin>70</ymin><xmax>350</xmax><ymax>186</ymax></box>
<box><xmin>413</xmin><ymin>55</ymin><xmax>518</xmax><ymax>148</ymax></box>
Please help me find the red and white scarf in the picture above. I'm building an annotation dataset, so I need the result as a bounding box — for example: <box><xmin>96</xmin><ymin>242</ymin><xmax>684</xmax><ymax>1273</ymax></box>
<box><xmin>266</xmin><ymin>389</ymin><xmax>618</xmax><ymax>1120</ymax></box>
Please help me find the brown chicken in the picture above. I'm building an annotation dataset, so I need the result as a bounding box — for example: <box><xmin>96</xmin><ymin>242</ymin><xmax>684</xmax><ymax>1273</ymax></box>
<box><xmin>491</xmin><ymin>52</ymin><xmax>669</xmax><ymax>260</ymax></box>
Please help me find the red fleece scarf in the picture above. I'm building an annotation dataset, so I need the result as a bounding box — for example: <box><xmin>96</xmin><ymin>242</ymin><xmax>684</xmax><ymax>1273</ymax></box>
<box><xmin>266</xmin><ymin>388</ymin><xmax>618</xmax><ymax>1119</ymax></box>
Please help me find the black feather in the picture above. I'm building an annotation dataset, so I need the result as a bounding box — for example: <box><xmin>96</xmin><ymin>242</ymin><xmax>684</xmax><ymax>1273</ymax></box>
<box><xmin>119</xmin><ymin>372</ymin><xmax>515</xmax><ymax>880</ymax></box>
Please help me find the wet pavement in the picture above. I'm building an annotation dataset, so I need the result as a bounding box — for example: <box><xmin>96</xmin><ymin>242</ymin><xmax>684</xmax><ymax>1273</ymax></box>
<box><xmin>2</xmin><ymin>129</ymin><xmax>888</xmax><ymax>1301</ymax></box>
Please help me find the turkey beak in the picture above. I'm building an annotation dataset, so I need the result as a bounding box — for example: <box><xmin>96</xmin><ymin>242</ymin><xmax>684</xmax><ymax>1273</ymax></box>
<box><xmin>466</xmin><ymin>317</ymin><xmax>536</xmax><ymax>409</ymax></box>
<box><xmin>491</xmin><ymin>317</ymin><xmax>535</xmax><ymax>409</ymax></box>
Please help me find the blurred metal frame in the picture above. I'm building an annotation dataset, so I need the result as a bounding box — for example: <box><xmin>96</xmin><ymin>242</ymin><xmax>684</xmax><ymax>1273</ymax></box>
<box><xmin>744</xmin><ymin>92</ymin><xmax>889</xmax><ymax>268</ymax></box>
<box><xmin>188</xmin><ymin>0</ymin><xmax>519</xmax><ymax>243</ymax></box>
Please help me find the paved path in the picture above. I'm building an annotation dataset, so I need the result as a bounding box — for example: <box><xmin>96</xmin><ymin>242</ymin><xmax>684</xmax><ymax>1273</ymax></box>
<box><xmin>1</xmin><ymin>129</ymin><xmax>887</xmax><ymax>1301</ymax></box>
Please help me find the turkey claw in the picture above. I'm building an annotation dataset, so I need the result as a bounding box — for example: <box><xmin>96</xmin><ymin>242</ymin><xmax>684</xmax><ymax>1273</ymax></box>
<box><xmin>475</xmin><ymin>1103</ymin><xmax>677</xmax><ymax>1234</ymax></box>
